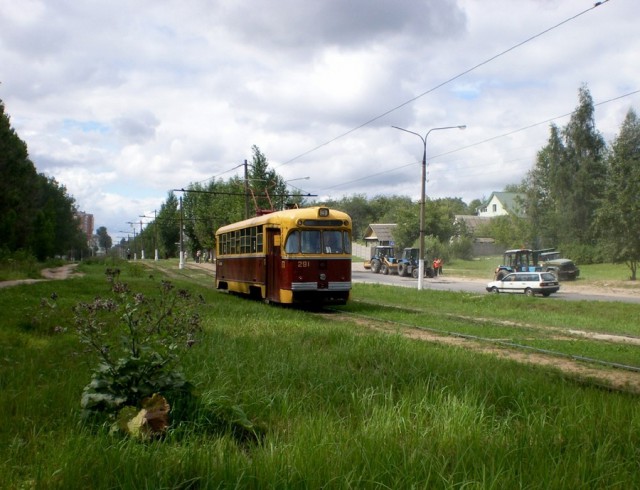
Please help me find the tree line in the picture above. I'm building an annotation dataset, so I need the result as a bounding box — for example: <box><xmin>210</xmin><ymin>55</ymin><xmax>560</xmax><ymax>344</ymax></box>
<box><xmin>0</xmin><ymin>99</ymin><xmax>88</xmax><ymax>261</ymax></box>
<box><xmin>479</xmin><ymin>85</ymin><xmax>639</xmax><ymax>279</ymax></box>
<box><xmin>133</xmin><ymin>146</ymin><xmax>304</xmax><ymax>259</ymax></box>
<box><xmin>139</xmin><ymin>85</ymin><xmax>638</xmax><ymax>279</ymax></box>
<box><xmin>3</xmin><ymin>84</ymin><xmax>638</xmax><ymax>280</ymax></box>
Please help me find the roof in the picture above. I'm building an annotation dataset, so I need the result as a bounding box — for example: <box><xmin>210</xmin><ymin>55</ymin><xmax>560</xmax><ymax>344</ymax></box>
<box><xmin>215</xmin><ymin>206</ymin><xmax>351</xmax><ymax>234</ymax></box>
<box><xmin>454</xmin><ymin>215</ymin><xmax>492</xmax><ymax>233</ymax></box>
<box><xmin>363</xmin><ymin>223</ymin><xmax>397</xmax><ymax>242</ymax></box>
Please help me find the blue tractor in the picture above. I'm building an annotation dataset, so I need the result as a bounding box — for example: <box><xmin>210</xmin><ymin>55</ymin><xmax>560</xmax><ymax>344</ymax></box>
<box><xmin>397</xmin><ymin>248</ymin><xmax>435</xmax><ymax>278</ymax></box>
<box><xmin>494</xmin><ymin>248</ymin><xmax>545</xmax><ymax>280</ymax></box>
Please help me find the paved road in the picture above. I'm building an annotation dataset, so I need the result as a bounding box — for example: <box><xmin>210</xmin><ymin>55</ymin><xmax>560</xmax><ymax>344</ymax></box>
<box><xmin>154</xmin><ymin>261</ymin><xmax>640</xmax><ymax>305</ymax></box>
<box><xmin>351</xmin><ymin>263</ymin><xmax>640</xmax><ymax>304</ymax></box>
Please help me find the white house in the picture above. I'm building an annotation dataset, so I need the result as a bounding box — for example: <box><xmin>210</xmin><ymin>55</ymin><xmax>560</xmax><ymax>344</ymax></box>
<box><xmin>478</xmin><ymin>192</ymin><xmax>525</xmax><ymax>218</ymax></box>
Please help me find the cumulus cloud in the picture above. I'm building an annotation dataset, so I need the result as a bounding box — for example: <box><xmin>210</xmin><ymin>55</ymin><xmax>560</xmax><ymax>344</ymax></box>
<box><xmin>1</xmin><ymin>0</ymin><xmax>638</xmax><ymax>239</ymax></box>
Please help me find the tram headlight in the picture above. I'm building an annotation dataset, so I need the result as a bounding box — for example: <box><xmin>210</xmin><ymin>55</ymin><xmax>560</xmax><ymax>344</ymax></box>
<box><xmin>319</xmin><ymin>273</ymin><xmax>326</xmax><ymax>281</ymax></box>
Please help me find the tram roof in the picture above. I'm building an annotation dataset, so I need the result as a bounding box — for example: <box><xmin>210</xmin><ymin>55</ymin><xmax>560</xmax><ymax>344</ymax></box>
<box><xmin>215</xmin><ymin>207</ymin><xmax>351</xmax><ymax>234</ymax></box>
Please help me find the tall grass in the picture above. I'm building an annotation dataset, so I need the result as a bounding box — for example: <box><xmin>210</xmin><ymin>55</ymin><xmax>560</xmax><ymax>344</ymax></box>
<box><xmin>1</xmin><ymin>262</ymin><xmax>639</xmax><ymax>488</ymax></box>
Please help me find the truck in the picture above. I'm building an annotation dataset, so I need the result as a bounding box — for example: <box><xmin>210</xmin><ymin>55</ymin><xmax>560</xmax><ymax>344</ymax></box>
<box><xmin>537</xmin><ymin>251</ymin><xmax>581</xmax><ymax>281</ymax></box>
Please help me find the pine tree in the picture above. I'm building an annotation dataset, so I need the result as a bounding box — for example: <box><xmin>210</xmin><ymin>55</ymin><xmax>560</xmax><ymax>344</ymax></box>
<box><xmin>595</xmin><ymin>108</ymin><xmax>640</xmax><ymax>280</ymax></box>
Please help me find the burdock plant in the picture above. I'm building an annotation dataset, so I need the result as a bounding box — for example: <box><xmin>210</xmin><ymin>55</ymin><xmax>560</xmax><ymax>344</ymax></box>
<box><xmin>74</xmin><ymin>269</ymin><xmax>203</xmax><ymax>436</ymax></box>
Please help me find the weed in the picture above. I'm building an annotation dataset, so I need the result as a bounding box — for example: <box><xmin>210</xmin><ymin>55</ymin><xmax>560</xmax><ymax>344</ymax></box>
<box><xmin>73</xmin><ymin>270</ymin><xmax>204</xmax><ymax>432</ymax></box>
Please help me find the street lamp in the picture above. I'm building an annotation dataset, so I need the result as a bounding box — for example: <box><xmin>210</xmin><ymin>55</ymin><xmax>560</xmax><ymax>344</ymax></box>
<box><xmin>392</xmin><ymin>124</ymin><xmax>466</xmax><ymax>290</ymax></box>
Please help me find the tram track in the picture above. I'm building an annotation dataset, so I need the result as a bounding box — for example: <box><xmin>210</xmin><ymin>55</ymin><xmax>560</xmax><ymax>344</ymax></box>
<box><xmin>134</xmin><ymin>261</ymin><xmax>640</xmax><ymax>393</ymax></box>
<box><xmin>322</xmin><ymin>300</ymin><xmax>640</xmax><ymax>394</ymax></box>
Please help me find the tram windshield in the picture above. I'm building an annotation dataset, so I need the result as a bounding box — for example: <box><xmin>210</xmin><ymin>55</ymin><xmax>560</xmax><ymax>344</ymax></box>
<box><xmin>285</xmin><ymin>230</ymin><xmax>351</xmax><ymax>255</ymax></box>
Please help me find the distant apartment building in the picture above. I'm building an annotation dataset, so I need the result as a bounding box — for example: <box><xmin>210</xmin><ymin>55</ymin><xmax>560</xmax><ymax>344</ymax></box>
<box><xmin>76</xmin><ymin>211</ymin><xmax>94</xmax><ymax>242</ymax></box>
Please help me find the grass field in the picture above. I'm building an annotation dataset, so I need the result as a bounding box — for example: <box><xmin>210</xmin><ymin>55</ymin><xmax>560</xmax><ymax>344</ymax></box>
<box><xmin>1</xmin><ymin>259</ymin><xmax>639</xmax><ymax>488</ymax></box>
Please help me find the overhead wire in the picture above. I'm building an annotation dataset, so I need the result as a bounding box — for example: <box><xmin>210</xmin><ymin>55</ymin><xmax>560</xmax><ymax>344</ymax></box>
<box><xmin>316</xmin><ymin>87</ymin><xmax>639</xmax><ymax>195</ymax></box>
<box><xmin>274</xmin><ymin>0</ymin><xmax>612</xmax><ymax>170</ymax></box>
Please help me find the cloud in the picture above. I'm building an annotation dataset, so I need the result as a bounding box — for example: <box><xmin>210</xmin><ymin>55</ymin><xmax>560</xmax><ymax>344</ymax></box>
<box><xmin>1</xmin><ymin>0</ymin><xmax>639</xmax><ymax>241</ymax></box>
<box><xmin>219</xmin><ymin>0</ymin><xmax>466</xmax><ymax>52</ymax></box>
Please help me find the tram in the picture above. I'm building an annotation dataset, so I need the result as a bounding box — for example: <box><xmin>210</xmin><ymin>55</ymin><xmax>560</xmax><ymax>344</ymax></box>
<box><xmin>215</xmin><ymin>207</ymin><xmax>352</xmax><ymax>305</ymax></box>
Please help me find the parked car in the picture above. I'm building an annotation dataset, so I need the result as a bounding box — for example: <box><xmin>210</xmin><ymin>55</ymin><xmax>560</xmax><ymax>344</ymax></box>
<box><xmin>540</xmin><ymin>257</ymin><xmax>580</xmax><ymax>281</ymax></box>
<box><xmin>486</xmin><ymin>271</ymin><xmax>560</xmax><ymax>297</ymax></box>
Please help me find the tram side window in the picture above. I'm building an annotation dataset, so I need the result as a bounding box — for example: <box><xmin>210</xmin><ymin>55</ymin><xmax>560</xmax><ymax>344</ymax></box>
<box><xmin>256</xmin><ymin>228</ymin><xmax>263</xmax><ymax>253</ymax></box>
<box><xmin>232</xmin><ymin>231</ymin><xmax>239</xmax><ymax>254</ymax></box>
<box><xmin>250</xmin><ymin>226</ymin><xmax>257</xmax><ymax>253</ymax></box>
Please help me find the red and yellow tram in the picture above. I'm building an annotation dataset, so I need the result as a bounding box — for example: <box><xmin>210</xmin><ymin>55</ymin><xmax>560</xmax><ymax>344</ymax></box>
<box><xmin>215</xmin><ymin>207</ymin><xmax>352</xmax><ymax>305</ymax></box>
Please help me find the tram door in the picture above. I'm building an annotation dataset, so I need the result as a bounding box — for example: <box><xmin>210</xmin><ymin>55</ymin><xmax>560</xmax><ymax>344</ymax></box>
<box><xmin>266</xmin><ymin>228</ymin><xmax>281</xmax><ymax>302</ymax></box>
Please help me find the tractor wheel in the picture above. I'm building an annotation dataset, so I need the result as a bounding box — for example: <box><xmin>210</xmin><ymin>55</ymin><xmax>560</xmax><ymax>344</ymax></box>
<box><xmin>496</xmin><ymin>270</ymin><xmax>507</xmax><ymax>281</ymax></box>
<box><xmin>371</xmin><ymin>260</ymin><xmax>381</xmax><ymax>273</ymax></box>
<box><xmin>381</xmin><ymin>264</ymin><xmax>389</xmax><ymax>275</ymax></box>
<box><xmin>398</xmin><ymin>263</ymin><xmax>406</xmax><ymax>277</ymax></box>
<box><xmin>425</xmin><ymin>267</ymin><xmax>434</xmax><ymax>278</ymax></box>
<box><xmin>412</xmin><ymin>268</ymin><xmax>419</xmax><ymax>279</ymax></box>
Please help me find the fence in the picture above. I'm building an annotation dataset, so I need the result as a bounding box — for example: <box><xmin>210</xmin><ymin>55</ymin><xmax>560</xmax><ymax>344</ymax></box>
<box><xmin>352</xmin><ymin>243</ymin><xmax>371</xmax><ymax>260</ymax></box>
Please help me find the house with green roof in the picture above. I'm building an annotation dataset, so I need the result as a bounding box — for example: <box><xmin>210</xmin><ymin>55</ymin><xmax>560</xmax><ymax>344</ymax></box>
<box><xmin>478</xmin><ymin>192</ymin><xmax>525</xmax><ymax>218</ymax></box>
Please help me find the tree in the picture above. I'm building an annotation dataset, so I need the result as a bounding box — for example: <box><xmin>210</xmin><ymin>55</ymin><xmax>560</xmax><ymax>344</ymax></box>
<box><xmin>0</xmin><ymin>99</ymin><xmax>86</xmax><ymax>259</ymax></box>
<box><xmin>182</xmin><ymin>178</ymin><xmax>244</xmax><ymax>257</ymax></box>
<box><xmin>560</xmin><ymin>85</ymin><xmax>607</xmax><ymax>244</ymax></box>
<box><xmin>157</xmin><ymin>192</ymin><xmax>180</xmax><ymax>258</ymax></box>
<box><xmin>247</xmin><ymin>145</ymin><xmax>285</xmax><ymax>215</ymax></box>
<box><xmin>466</xmin><ymin>198</ymin><xmax>484</xmax><ymax>215</ymax></box>
<box><xmin>392</xmin><ymin>198</ymin><xmax>459</xmax><ymax>250</ymax></box>
<box><xmin>475</xmin><ymin>214</ymin><xmax>529</xmax><ymax>249</ymax></box>
<box><xmin>595</xmin><ymin>108</ymin><xmax>640</xmax><ymax>280</ymax></box>
<box><xmin>522</xmin><ymin>85</ymin><xmax>606</xmax><ymax>249</ymax></box>
<box><xmin>523</xmin><ymin>124</ymin><xmax>564</xmax><ymax>247</ymax></box>
<box><xmin>96</xmin><ymin>226</ymin><xmax>112</xmax><ymax>251</ymax></box>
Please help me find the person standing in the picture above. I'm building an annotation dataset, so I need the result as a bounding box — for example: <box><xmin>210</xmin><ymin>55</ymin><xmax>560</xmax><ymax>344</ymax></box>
<box><xmin>433</xmin><ymin>257</ymin><xmax>443</xmax><ymax>276</ymax></box>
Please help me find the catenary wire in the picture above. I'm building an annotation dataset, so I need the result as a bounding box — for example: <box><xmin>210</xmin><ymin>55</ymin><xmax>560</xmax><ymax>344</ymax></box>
<box><xmin>317</xmin><ymin>88</ymin><xmax>639</xmax><ymax>194</ymax></box>
<box><xmin>274</xmin><ymin>0</ymin><xmax>611</xmax><ymax>170</ymax></box>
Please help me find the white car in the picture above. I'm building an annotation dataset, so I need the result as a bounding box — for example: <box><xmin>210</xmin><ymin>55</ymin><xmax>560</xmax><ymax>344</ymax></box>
<box><xmin>486</xmin><ymin>271</ymin><xmax>560</xmax><ymax>297</ymax></box>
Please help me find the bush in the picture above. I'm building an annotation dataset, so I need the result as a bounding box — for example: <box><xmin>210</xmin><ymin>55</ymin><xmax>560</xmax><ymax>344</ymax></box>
<box><xmin>448</xmin><ymin>236</ymin><xmax>474</xmax><ymax>260</ymax></box>
<box><xmin>558</xmin><ymin>243</ymin><xmax>608</xmax><ymax>265</ymax></box>
<box><xmin>0</xmin><ymin>248</ymin><xmax>40</xmax><ymax>279</ymax></box>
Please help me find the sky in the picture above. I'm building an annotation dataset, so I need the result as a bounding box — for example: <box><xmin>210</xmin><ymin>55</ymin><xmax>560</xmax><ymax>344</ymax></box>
<box><xmin>1</xmin><ymin>0</ymin><xmax>638</xmax><ymax>242</ymax></box>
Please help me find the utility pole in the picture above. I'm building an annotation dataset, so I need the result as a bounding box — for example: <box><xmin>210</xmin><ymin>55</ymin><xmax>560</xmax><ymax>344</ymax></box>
<box><xmin>154</xmin><ymin>209</ymin><xmax>158</xmax><ymax>261</ymax></box>
<box><xmin>179</xmin><ymin>196</ymin><xmax>185</xmax><ymax>269</ymax></box>
<box><xmin>139</xmin><ymin>220</ymin><xmax>145</xmax><ymax>259</ymax></box>
<box><xmin>244</xmin><ymin>159</ymin><xmax>249</xmax><ymax>220</ymax></box>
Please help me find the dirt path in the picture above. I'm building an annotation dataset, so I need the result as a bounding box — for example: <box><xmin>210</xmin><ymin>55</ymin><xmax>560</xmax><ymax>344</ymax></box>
<box><xmin>0</xmin><ymin>263</ymin><xmax>82</xmax><ymax>289</ymax></box>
